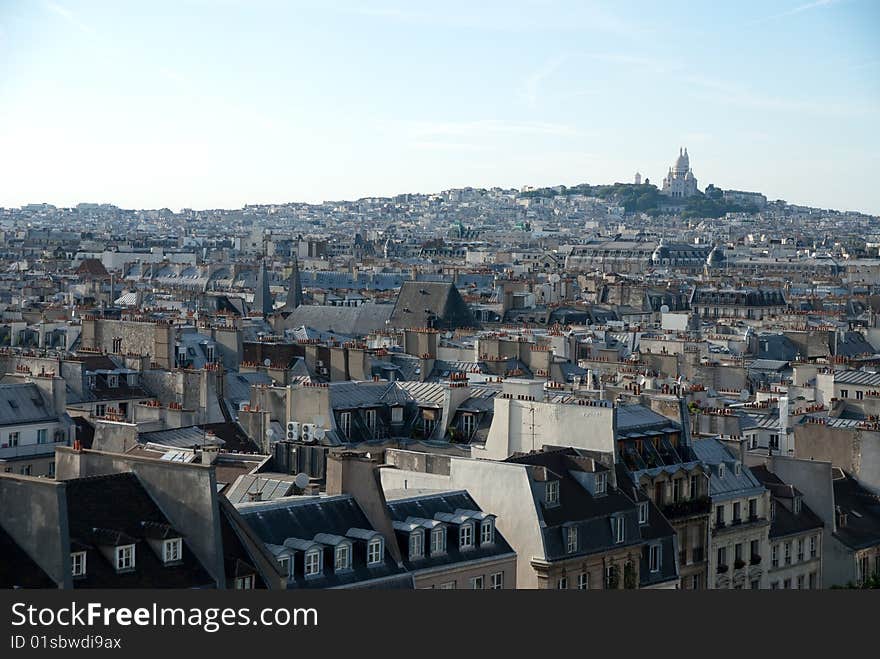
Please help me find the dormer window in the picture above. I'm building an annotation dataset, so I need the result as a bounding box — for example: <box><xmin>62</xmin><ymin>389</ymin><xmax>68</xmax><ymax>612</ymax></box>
<box><xmin>734</xmin><ymin>462</ymin><xmax>742</xmax><ymax>476</ymax></box>
<box><xmin>546</xmin><ymin>480</ymin><xmax>560</xmax><ymax>505</ymax></box>
<box><xmin>162</xmin><ymin>538</ymin><xmax>182</xmax><ymax>563</ymax></box>
<box><xmin>595</xmin><ymin>472</ymin><xmax>607</xmax><ymax>496</ymax></box>
<box><xmin>793</xmin><ymin>497</ymin><xmax>802</xmax><ymax>515</ymax></box>
<box><xmin>566</xmin><ymin>526</ymin><xmax>578</xmax><ymax>553</ymax></box>
<box><xmin>480</xmin><ymin>519</ymin><xmax>494</xmax><ymax>545</ymax></box>
<box><xmin>638</xmin><ymin>502</ymin><xmax>649</xmax><ymax>525</ymax></box>
<box><xmin>278</xmin><ymin>556</ymin><xmax>290</xmax><ymax>578</ymax></box>
<box><xmin>71</xmin><ymin>551</ymin><xmax>87</xmax><ymax>578</ymax></box>
<box><xmin>718</xmin><ymin>464</ymin><xmax>725</xmax><ymax>479</ymax></box>
<box><xmin>612</xmin><ymin>516</ymin><xmax>625</xmax><ymax>544</ymax></box>
<box><xmin>367</xmin><ymin>538</ymin><xmax>384</xmax><ymax>566</ymax></box>
<box><xmin>339</xmin><ymin>412</ymin><xmax>352</xmax><ymax>439</ymax></box>
<box><xmin>305</xmin><ymin>549</ymin><xmax>322</xmax><ymax>577</ymax></box>
<box><xmin>391</xmin><ymin>406</ymin><xmax>404</xmax><ymax>424</ymax></box>
<box><xmin>115</xmin><ymin>544</ymin><xmax>135</xmax><ymax>572</ymax></box>
<box><xmin>108</xmin><ymin>374</ymin><xmax>119</xmax><ymax>388</ymax></box>
<box><xmin>235</xmin><ymin>575</ymin><xmax>254</xmax><ymax>589</ymax></box>
<box><xmin>409</xmin><ymin>530</ymin><xmax>424</xmax><ymax>560</ymax></box>
<box><xmin>365</xmin><ymin>409</ymin><xmax>377</xmax><ymax>435</ymax></box>
<box><xmin>335</xmin><ymin>544</ymin><xmax>351</xmax><ymax>571</ymax></box>
<box><xmin>431</xmin><ymin>527</ymin><xmax>446</xmax><ymax>555</ymax></box>
<box><xmin>459</xmin><ymin>523</ymin><xmax>474</xmax><ymax>550</ymax></box>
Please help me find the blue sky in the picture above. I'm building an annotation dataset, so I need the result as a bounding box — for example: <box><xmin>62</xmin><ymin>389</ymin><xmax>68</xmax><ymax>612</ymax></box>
<box><xmin>1</xmin><ymin>0</ymin><xmax>878</xmax><ymax>212</ymax></box>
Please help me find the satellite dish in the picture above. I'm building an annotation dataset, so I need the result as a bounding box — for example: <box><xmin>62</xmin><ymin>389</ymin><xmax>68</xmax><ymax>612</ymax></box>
<box><xmin>294</xmin><ymin>473</ymin><xmax>309</xmax><ymax>489</ymax></box>
<box><xmin>263</xmin><ymin>358</ymin><xmax>271</xmax><ymax>367</ymax></box>
<box><xmin>660</xmin><ymin>304</ymin><xmax>670</xmax><ymax>313</ymax></box>
<box><xmin>266</xmin><ymin>428</ymin><xmax>277</xmax><ymax>441</ymax></box>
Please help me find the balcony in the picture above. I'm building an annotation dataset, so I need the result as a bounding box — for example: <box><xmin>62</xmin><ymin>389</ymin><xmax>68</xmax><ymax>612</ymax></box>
<box><xmin>734</xmin><ymin>558</ymin><xmax>746</xmax><ymax>570</ymax></box>
<box><xmin>750</xmin><ymin>555</ymin><xmax>762</xmax><ymax>566</ymax></box>
<box><xmin>662</xmin><ymin>496</ymin><xmax>711</xmax><ymax>520</ymax></box>
<box><xmin>0</xmin><ymin>440</ymin><xmax>68</xmax><ymax>460</ymax></box>
<box><xmin>717</xmin><ymin>564</ymin><xmax>729</xmax><ymax>574</ymax></box>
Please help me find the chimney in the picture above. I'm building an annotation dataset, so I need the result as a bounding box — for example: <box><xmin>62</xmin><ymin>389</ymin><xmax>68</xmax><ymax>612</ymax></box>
<box><xmin>326</xmin><ymin>450</ymin><xmax>403</xmax><ymax>564</ymax></box>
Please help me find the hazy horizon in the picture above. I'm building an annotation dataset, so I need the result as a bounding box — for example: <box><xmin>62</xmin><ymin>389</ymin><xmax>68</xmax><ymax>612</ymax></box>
<box><xmin>1</xmin><ymin>0</ymin><xmax>878</xmax><ymax>214</ymax></box>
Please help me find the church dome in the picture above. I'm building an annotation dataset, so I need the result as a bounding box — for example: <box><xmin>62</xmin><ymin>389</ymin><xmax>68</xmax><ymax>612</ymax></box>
<box><xmin>674</xmin><ymin>148</ymin><xmax>689</xmax><ymax>174</ymax></box>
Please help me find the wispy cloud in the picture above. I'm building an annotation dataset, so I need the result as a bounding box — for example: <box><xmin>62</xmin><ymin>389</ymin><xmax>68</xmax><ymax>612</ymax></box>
<box><xmin>749</xmin><ymin>0</ymin><xmax>842</xmax><ymax>24</ymax></box>
<box><xmin>520</xmin><ymin>55</ymin><xmax>569</xmax><ymax>109</ymax></box>
<box><xmin>45</xmin><ymin>1</ymin><xmax>95</xmax><ymax>35</ymax></box>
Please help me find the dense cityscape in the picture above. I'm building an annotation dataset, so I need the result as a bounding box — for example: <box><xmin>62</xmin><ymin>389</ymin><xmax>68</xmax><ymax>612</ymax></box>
<box><xmin>0</xmin><ymin>146</ymin><xmax>878</xmax><ymax>590</ymax></box>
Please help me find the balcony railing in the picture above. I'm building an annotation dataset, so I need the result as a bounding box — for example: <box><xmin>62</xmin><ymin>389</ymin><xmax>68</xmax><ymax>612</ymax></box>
<box><xmin>750</xmin><ymin>555</ymin><xmax>762</xmax><ymax>566</ymax></box>
<box><xmin>717</xmin><ymin>564</ymin><xmax>729</xmax><ymax>574</ymax></box>
<box><xmin>734</xmin><ymin>558</ymin><xmax>746</xmax><ymax>570</ymax></box>
<box><xmin>0</xmin><ymin>440</ymin><xmax>68</xmax><ymax>459</ymax></box>
<box><xmin>662</xmin><ymin>497</ymin><xmax>711</xmax><ymax>519</ymax></box>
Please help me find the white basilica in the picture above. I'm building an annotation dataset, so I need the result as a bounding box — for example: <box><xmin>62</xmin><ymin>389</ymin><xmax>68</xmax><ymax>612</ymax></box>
<box><xmin>661</xmin><ymin>147</ymin><xmax>699</xmax><ymax>198</ymax></box>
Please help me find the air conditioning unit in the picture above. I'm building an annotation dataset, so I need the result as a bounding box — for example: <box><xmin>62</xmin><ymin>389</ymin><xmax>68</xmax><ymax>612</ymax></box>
<box><xmin>286</xmin><ymin>421</ymin><xmax>300</xmax><ymax>441</ymax></box>
<box><xmin>301</xmin><ymin>423</ymin><xmax>317</xmax><ymax>443</ymax></box>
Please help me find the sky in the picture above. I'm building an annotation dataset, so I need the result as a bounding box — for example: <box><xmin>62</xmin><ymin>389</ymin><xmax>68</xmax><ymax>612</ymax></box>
<box><xmin>0</xmin><ymin>0</ymin><xmax>878</xmax><ymax>213</ymax></box>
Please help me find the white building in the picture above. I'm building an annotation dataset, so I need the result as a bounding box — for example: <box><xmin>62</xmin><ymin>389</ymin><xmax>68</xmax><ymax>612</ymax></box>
<box><xmin>661</xmin><ymin>148</ymin><xmax>699</xmax><ymax>198</ymax></box>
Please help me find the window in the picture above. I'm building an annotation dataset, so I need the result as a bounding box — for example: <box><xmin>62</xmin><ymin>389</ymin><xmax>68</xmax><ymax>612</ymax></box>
<box><xmin>409</xmin><ymin>531</ymin><xmax>424</xmax><ymax>560</ymax></box>
<box><xmin>770</xmin><ymin>581</ymin><xmax>779</xmax><ymax>590</ymax></box>
<box><xmin>750</xmin><ymin>579</ymin><xmax>760</xmax><ymax>590</ymax></box>
<box><xmin>605</xmin><ymin>565</ymin><xmax>617</xmax><ymax>589</ymax></box>
<box><xmin>278</xmin><ymin>556</ymin><xmax>290</xmax><ymax>578</ymax></box>
<box><xmin>690</xmin><ymin>474</ymin><xmax>700</xmax><ymax>499</ymax></box>
<box><xmin>809</xmin><ymin>572</ymin><xmax>817</xmax><ymax>589</ymax></box>
<box><xmin>112</xmin><ymin>337</ymin><xmax>123</xmax><ymax>353</ymax></box>
<box><xmin>717</xmin><ymin>546</ymin><xmax>727</xmax><ymax>569</ymax></box>
<box><xmin>783</xmin><ymin>578</ymin><xmax>791</xmax><ymax>589</ymax></box>
<box><xmin>735</xmin><ymin>543</ymin><xmax>743</xmax><ymax>563</ymax></box>
<box><xmin>750</xmin><ymin>540</ymin><xmax>759</xmax><ymax>562</ymax></box>
<box><xmin>116</xmin><ymin>545</ymin><xmax>135</xmax><ymax>572</ymax></box>
<box><xmin>367</xmin><ymin>538</ymin><xmax>383</xmax><ymax>565</ymax></box>
<box><xmin>71</xmin><ymin>552</ymin><xmax>86</xmax><ymax>578</ymax></box>
<box><xmin>305</xmin><ymin>550</ymin><xmax>322</xmax><ymax>576</ymax></box>
<box><xmin>546</xmin><ymin>480</ymin><xmax>559</xmax><ymax>505</ymax></box>
<box><xmin>339</xmin><ymin>412</ymin><xmax>351</xmax><ymax>439</ymax></box>
<box><xmin>557</xmin><ymin>576</ymin><xmax>568</xmax><ymax>590</ymax></box>
<box><xmin>735</xmin><ymin>463</ymin><xmax>742</xmax><ymax>476</ymax></box>
<box><xmin>638</xmin><ymin>502</ymin><xmax>648</xmax><ymax>525</ymax></box>
<box><xmin>673</xmin><ymin>478</ymin><xmax>682</xmax><ymax>502</ymax></box>
<box><xmin>716</xmin><ymin>504</ymin><xmax>725</xmax><ymax>527</ymax></box>
<box><xmin>48</xmin><ymin>461</ymin><xmax>55</xmax><ymax>477</ymax></box>
<box><xmin>748</xmin><ymin>498</ymin><xmax>757</xmax><ymax>519</ymax></box>
<box><xmin>37</xmin><ymin>429</ymin><xmax>48</xmax><ymax>445</ymax></box>
<box><xmin>784</xmin><ymin>542</ymin><xmax>791</xmax><ymax>565</ymax></box>
<box><xmin>431</xmin><ymin>527</ymin><xmax>446</xmax><ymax>555</ymax></box>
<box><xmin>733</xmin><ymin>502</ymin><xmax>741</xmax><ymax>523</ymax></box>
<box><xmin>595</xmin><ymin>472</ymin><xmax>606</xmax><ymax>495</ymax></box>
<box><xmin>810</xmin><ymin>535</ymin><xmax>817</xmax><ymax>558</ymax></box>
<box><xmin>163</xmin><ymin>538</ymin><xmax>182</xmax><ymax>563</ymax></box>
<box><xmin>391</xmin><ymin>406</ymin><xmax>404</xmax><ymax>423</ymax></box>
<box><xmin>490</xmin><ymin>572</ymin><xmax>504</xmax><ymax>589</ymax></box>
<box><xmin>793</xmin><ymin>497</ymin><xmax>802</xmax><ymax>515</ymax></box>
<box><xmin>470</xmin><ymin>575</ymin><xmax>484</xmax><ymax>589</ymax></box>
<box><xmin>797</xmin><ymin>538</ymin><xmax>804</xmax><ymax>562</ymax></box>
<box><xmin>797</xmin><ymin>574</ymin><xmax>805</xmax><ymax>590</ymax></box>
<box><xmin>365</xmin><ymin>409</ymin><xmax>377</xmax><ymax>435</ymax></box>
<box><xmin>461</xmin><ymin>414</ymin><xmax>475</xmax><ymax>438</ymax></box>
<box><xmin>566</xmin><ymin>527</ymin><xmax>578</xmax><ymax>553</ymax></box>
<box><xmin>718</xmin><ymin>464</ymin><xmax>725</xmax><ymax>479</ymax></box>
<box><xmin>8</xmin><ymin>432</ymin><xmax>19</xmax><ymax>447</ymax></box>
<box><xmin>692</xmin><ymin>574</ymin><xmax>702</xmax><ymax>590</ymax></box>
<box><xmin>650</xmin><ymin>544</ymin><xmax>661</xmax><ymax>572</ymax></box>
<box><xmin>577</xmin><ymin>572</ymin><xmax>589</xmax><ymax>590</ymax></box>
<box><xmin>459</xmin><ymin>523</ymin><xmax>474</xmax><ymax>550</ymax></box>
<box><xmin>856</xmin><ymin>390</ymin><xmax>864</xmax><ymax>401</ymax></box>
<box><xmin>335</xmin><ymin>544</ymin><xmax>351</xmax><ymax>571</ymax></box>
<box><xmin>439</xmin><ymin>581</ymin><xmax>456</xmax><ymax>589</ymax></box>
<box><xmin>858</xmin><ymin>555</ymin><xmax>869</xmax><ymax>583</ymax></box>
<box><xmin>613</xmin><ymin>516</ymin><xmax>625</xmax><ymax>544</ymax></box>
<box><xmin>770</xmin><ymin>500</ymin><xmax>776</xmax><ymax>519</ymax></box>
<box><xmin>770</xmin><ymin>434</ymin><xmax>779</xmax><ymax>450</ymax></box>
<box><xmin>772</xmin><ymin>544</ymin><xmax>779</xmax><ymax>567</ymax></box>
<box><xmin>95</xmin><ymin>404</ymin><xmax>106</xmax><ymax>417</ymax></box>
<box><xmin>235</xmin><ymin>575</ymin><xmax>254</xmax><ymax>589</ymax></box>
<box><xmin>840</xmin><ymin>389</ymin><xmax>849</xmax><ymax>398</ymax></box>
<box><xmin>480</xmin><ymin>520</ymin><xmax>494</xmax><ymax>545</ymax></box>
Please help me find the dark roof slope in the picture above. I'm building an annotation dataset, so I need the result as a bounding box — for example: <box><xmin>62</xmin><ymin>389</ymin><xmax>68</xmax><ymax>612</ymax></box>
<box><xmin>388</xmin><ymin>281</ymin><xmax>478</xmax><ymax>330</ymax></box>
<box><xmin>832</xmin><ymin>472</ymin><xmax>880</xmax><ymax>550</ymax></box>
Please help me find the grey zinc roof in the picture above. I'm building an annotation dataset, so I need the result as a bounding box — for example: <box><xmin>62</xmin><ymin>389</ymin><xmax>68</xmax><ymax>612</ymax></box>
<box><xmin>615</xmin><ymin>404</ymin><xmax>678</xmax><ymax>432</ymax></box>
<box><xmin>691</xmin><ymin>438</ymin><xmax>765</xmax><ymax>498</ymax></box>
<box><xmin>225</xmin><ymin>474</ymin><xmax>297</xmax><ymax>504</ymax></box>
<box><xmin>284</xmin><ymin>303</ymin><xmax>393</xmax><ymax>337</ymax></box>
<box><xmin>138</xmin><ymin>426</ymin><xmax>224</xmax><ymax>448</ymax></box>
<box><xmin>832</xmin><ymin>369</ymin><xmax>880</xmax><ymax>387</ymax></box>
<box><xmin>0</xmin><ymin>383</ymin><xmax>56</xmax><ymax>426</ymax></box>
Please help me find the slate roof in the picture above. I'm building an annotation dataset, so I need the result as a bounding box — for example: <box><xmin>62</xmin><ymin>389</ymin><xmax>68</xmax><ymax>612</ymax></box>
<box><xmin>0</xmin><ymin>383</ymin><xmax>57</xmax><ymax>426</ymax></box>
<box><xmin>388</xmin><ymin>281</ymin><xmax>478</xmax><ymax>330</ymax></box>
<box><xmin>64</xmin><ymin>473</ymin><xmax>214</xmax><ymax>588</ymax></box>
<box><xmin>691</xmin><ymin>438</ymin><xmax>766</xmax><ymax>499</ymax></box>
<box><xmin>384</xmin><ymin>490</ymin><xmax>515</xmax><ymax>573</ymax></box>
<box><xmin>284</xmin><ymin>303</ymin><xmax>393</xmax><ymax>336</ymax></box>
<box><xmin>0</xmin><ymin>524</ymin><xmax>56</xmax><ymax>588</ymax></box>
<box><xmin>750</xmin><ymin>465</ymin><xmax>824</xmax><ymax>539</ymax></box>
<box><xmin>235</xmin><ymin>495</ymin><xmax>407</xmax><ymax>589</ymax></box>
<box><xmin>831</xmin><ymin>472</ymin><xmax>880</xmax><ymax>550</ymax></box>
